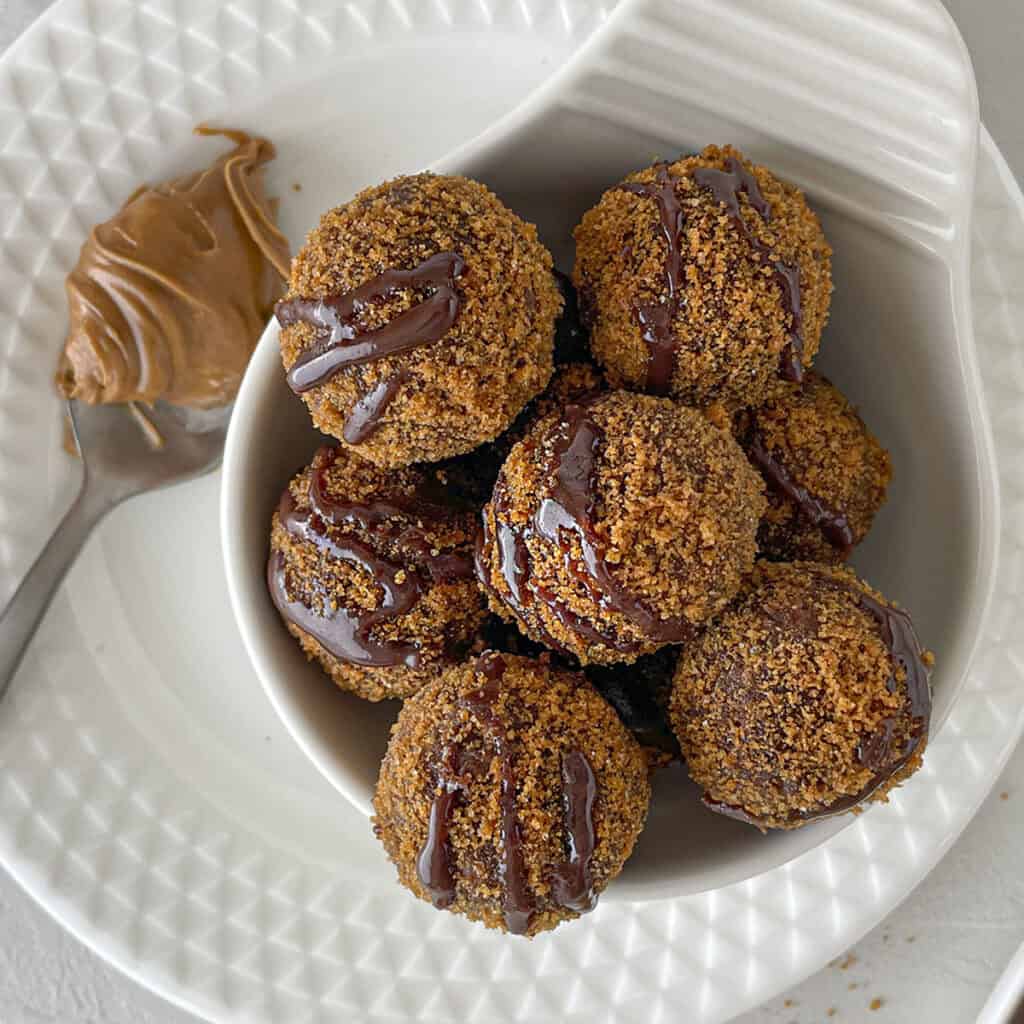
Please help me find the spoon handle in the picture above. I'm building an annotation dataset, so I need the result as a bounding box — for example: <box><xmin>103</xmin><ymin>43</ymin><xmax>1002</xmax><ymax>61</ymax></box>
<box><xmin>0</xmin><ymin>481</ymin><xmax>110</xmax><ymax>701</ymax></box>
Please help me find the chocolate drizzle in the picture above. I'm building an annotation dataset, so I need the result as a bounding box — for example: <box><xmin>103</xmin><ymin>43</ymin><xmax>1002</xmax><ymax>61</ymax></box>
<box><xmin>692</xmin><ymin>157</ymin><xmax>805</xmax><ymax>381</ymax></box>
<box><xmin>747</xmin><ymin>429</ymin><xmax>854</xmax><ymax>555</ymax></box>
<box><xmin>268</xmin><ymin>498</ymin><xmax>421</xmax><ymax>667</ymax></box>
<box><xmin>268</xmin><ymin>447</ymin><xmax>472</xmax><ymax>668</ymax></box>
<box><xmin>416</xmin><ymin>743</ymin><xmax>463</xmax><ymax>909</ymax></box>
<box><xmin>278</xmin><ymin>252</ymin><xmax>465</xmax><ymax>389</ymax></box>
<box><xmin>617</xmin><ymin>166</ymin><xmax>688</xmax><ymax>394</ymax></box>
<box><xmin>537</xmin><ymin>405</ymin><xmax>693</xmax><ymax>641</ymax></box>
<box><xmin>308</xmin><ymin>447</ymin><xmax>474</xmax><ymax>582</ymax></box>
<box><xmin>701</xmin><ymin>797</ymin><xmax>769</xmax><ymax>830</ymax></box>
<box><xmin>461</xmin><ymin>670</ymin><xmax>535</xmax><ymax>935</ymax></box>
<box><xmin>342</xmin><ymin>370</ymin><xmax>409</xmax><ymax>445</ymax></box>
<box><xmin>417</xmin><ymin>653</ymin><xmax>534</xmax><ymax>933</ymax></box>
<box><xmin>276</xmin><ymin>252</ymin><xmax>465</xmax><ymax>441</ymax></box>
<box><xmin>857</xmin><ymin>718</ymin><xmax>896</xmax><ymax>773</ymax></box>
<box><xmin>549</xmin><ymin>750</ymin><xmax>598</xmax><ymax>914</ymax></box>
<box><xmin>478</xmin><ymin>402</ymin><xmax>692</xmax><ymax>653</ymax></box>
<box><xmin>417</xmin><ymin>652</ymin><xmax>603</xmax><ymax>931</ymax></box>
<box><xmin>693</xmin><ymin>156</ymin><xmax>771</xmax><ymax>219</ymax></box>
<box><xmin>475</xmin><ymin>519</ymin><xmax>576</xmax><ymax>657</ymax></box>
<box><xmin>475</xmin><ymin>649</ymin><xmax>508</xmax><ymax>682</ymax></box>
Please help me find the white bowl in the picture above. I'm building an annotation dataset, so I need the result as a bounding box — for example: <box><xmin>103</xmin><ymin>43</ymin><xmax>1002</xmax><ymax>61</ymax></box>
<box><xmin>222</xmin><ymin>0</ymin><xmax>1000</xmax><ymax>901</ymax></box>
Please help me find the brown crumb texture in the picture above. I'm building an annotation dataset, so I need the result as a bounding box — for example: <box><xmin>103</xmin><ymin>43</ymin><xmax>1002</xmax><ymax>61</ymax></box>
<box><xmin>737</xmin><ymin>371</ymin><xmax>892</xmax><ymax>563</ymax></box>
<box><xmin>431</xmin><ymin>362</ymin><xmax>605</xmax><ymax>508</ymax></box>
<box><xmin>279</xmin><ymin>173</ymin><xmax>561</xmax><ymax>467</ymax></box>
<box><xmin>870</xmin><ymin>997</ymin><xmax>884</xmax><ymax>1011</ymax></box>
<box><xmin>477</xmin><ymin>390</ymin><xmax>765</xmax><ymax>665</ymax></box>
<box><xmin>269</xmin><ymin>446</ymin><xmax>486</xmax><ymax>700</ymax></box>
<box><xmin>573</xmin><ymin>145</ymin><xmax>832</xmax><ymax>408</ymax></box>
<box><xmin>372</xmin><ymin>654</ymin><xmax>651</xmax><ymax>936</ymax></box>
<box><xmin>670</xmin><ymin>562</ymin><xmax>932</xmax><ymax>829</ymax></box>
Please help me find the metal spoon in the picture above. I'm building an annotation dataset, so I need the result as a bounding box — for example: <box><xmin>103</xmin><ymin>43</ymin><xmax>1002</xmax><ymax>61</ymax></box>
<box><xmin>0</xmin><ymin>399</ymin><xmax>230</xmax><ymax>698</ymax></box>
<box><xmin>978</xmin><ymin>938</ymin><xmax>1024</xmax><ymax>1024</ymax></box>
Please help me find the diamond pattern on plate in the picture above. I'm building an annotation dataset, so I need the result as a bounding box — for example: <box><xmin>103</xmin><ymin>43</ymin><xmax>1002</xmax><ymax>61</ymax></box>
<box><xmin>0</xmin><ymin>0</ymin><xmax>1021</xmax><ymax>1021</ymax></box>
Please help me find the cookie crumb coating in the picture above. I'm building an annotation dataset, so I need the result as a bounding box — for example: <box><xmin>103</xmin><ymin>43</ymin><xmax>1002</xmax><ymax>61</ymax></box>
<box><xmin>477</xmin><ymin>390</ymin><xmax>766</xmax><ymax>665</ymax></box>
<box><xmin>573</xmin><ymin>145</ymin><xmax>831</xmax><ymax>408</ymax></box>
<box><xmin>278</xmin><ymin>173</ymin><xmax>561</xmax><ymax>467</ymax></box>
<box><xmin>373</xmin><ymin>654</ymin><xmax>651</xmax><ymax>936</ymax></box>
<box><xmin>268</xmin><ymin>445</ymin><xmax>486</xmax><ymax>701</ymax></box>
<box><xmin>670</xmin><ymin>562</ymin><xmax>932</xmax><ymax>830</ymax></box>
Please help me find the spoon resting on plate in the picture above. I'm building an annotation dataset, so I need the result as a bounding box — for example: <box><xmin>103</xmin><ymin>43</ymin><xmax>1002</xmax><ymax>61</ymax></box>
<box><xmin>0</xmin><ymin>127</ymin><xmax>289</xmax><ymax>698</ymax></box>
<box><xmin>0</xmin><ymin>400</ymin><xmax>232</xmax><ymax>698</ymax></box>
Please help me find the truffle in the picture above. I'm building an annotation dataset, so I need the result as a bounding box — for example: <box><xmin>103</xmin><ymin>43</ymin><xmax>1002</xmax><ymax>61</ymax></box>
<box><xmin>737</xmin><ymin>371</ymin><xmax>892</xmax><ymax>563</ymax></box>
<box><xmin>476</xmin><ymin>390</ymin><xmax>766</xmax><ymax>664</ymax></box>
<box><xmin>573</xmin><ymin>145</ymin><xmax>831</xmax><ymax>408</ymax></box>
<box><xmin>373</xmin><ymin>652</ymin><xmax>650</xmax><ymax>935</ymax></box>
<box><xmin>267</xmin><ymin>445</ymin><xmax>486</xmax><ymax>701</ymax></box>
<box><xmin>669</xmin><ymin>562</ymin><xmax>932</xmax><ymax>830</ymax></box>
<box><xmin>276</xmin><ymin>173</ymin><xmax>561</xmax><ymax>467</ymax></box>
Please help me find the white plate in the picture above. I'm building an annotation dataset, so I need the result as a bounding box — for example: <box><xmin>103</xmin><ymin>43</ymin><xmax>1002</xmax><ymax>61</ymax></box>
<box><xmin>0</xmin><ymin>2</ymin><xmax>1022</xmax><ymax>1023</ymax></box>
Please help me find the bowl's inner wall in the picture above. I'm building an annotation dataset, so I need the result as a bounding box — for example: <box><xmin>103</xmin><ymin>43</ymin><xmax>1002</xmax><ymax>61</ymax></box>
<box><xmin>231</xmin><ymin>132</ymin><xmax>984</xmax><ymax>901</ymax></box>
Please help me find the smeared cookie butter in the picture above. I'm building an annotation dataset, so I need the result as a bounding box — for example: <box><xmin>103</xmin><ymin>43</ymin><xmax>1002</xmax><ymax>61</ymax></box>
<box><xmin>57</xmin><ymin>125</ymin><xmax>290</xmax><ymax>408</ymax></box>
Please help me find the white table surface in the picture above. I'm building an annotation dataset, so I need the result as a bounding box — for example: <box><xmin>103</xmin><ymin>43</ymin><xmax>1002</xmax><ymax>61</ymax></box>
<box><xmin>1</xmin><ymin>1</ymin><xmax>1022</xmax><ymax>1022</ymax></box>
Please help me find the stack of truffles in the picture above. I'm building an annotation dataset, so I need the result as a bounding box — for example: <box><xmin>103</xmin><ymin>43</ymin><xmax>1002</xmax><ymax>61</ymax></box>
<box><xmin>267</xmin><ymin>147</ymin><xmax>932</xmax><ymax>937</ymax></box>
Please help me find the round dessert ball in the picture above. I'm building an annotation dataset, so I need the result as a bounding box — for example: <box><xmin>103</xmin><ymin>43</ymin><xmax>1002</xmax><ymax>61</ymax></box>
<box><xmin>476</xmin><ymin>390</ymin><xmax>766</xmax><ymax>665</ymax></box>
<box><xmin>267</xmin><ymin>444</ymin><xmax>487</xmax><ymax>701</ymax></box>
<box><xmin>670</xmin><ymin>562</ymin><xmax>932</xmax><ymax>830</ymax></box>
<box><xmin>431</xmin><ymin>360</ymin><xmax>605</xmax><ymax>508</ymax></box>
<box><xmin>276</xmin><ymin>173</ymin><xmax>561</xmax><ymax>468</ymax></box>
<box><xmin>736</xmin><ymin>371</ymin><xmax>892</xmax><ymax>563</ymax></box>
<box><xmin>573</xmin><ymin>145</ymin><xmax>832</xmax><ymax>408</ymax></box>
<box><xmin>373</xmin><ymin>652</ymin><xmax>651</xmax><ymax>936</ymax></box>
